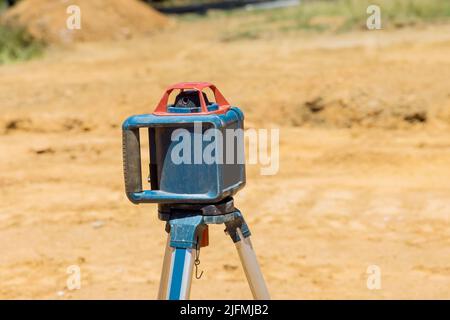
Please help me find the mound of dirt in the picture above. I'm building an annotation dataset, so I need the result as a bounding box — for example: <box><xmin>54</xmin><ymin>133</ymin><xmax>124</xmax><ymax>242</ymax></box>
<box><xmin>1</xmin><ymin>0</ymin><xmax>169</xmax><ymax>44</ymax></box>
<box><xmin>288</xmin><ymin>94</ymin><xmax>430</xmax><ymax>129</ymax></box>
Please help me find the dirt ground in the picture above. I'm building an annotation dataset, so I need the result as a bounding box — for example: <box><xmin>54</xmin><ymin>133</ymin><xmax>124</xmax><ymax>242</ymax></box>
<box><xmin>2</xmin><ymin>0</ymin><xmax>169</xmax><ymax>44</ymax></box>
<box><xmin>0</xmin><ymin>17</ymin><xmax>449</xmax><ymax>299</ymax></box>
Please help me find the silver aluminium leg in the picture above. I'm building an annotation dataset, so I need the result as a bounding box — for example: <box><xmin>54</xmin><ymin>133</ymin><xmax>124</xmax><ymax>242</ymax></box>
<box><xmin>159</xmin><ymin>214</ymin><xmax>203</xmax><ymax>300</ymax></box>
<box><xmin>157</xmin><ymin>234</ymin><xmax>173</xmax><ymax>299</ymax></box>
<box><xmin>235</xmin><ymin>228</ymin><xmax>270</xmax><ymax>300</ymax></box>
<box><xmin>166</xmin><ymin>247</ymin><xmax>195</xmax><ymax>300</ymax></box>
<box><xmin>157</xmin><ymin>235</ymin><xmax>196</xmax><ymax>300</ymax></box>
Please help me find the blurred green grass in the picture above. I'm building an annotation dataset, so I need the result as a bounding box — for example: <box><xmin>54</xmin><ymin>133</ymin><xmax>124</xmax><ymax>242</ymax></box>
<box><xmin>0</xmin><ymin>0</ymin><xmax>43</xmax><ymax>64</ymax></box>
<box><xmin>186</xmin><ymin>0</ymin><xmax>450</xmax><ymax>41</ymax></box>
<box><xmin>0</xmin><ymin>25</ymin><xmax>44</xmax><ymax>64</ymax></box>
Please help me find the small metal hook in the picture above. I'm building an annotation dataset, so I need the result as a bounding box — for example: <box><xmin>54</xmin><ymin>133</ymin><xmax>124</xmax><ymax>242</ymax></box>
<box><xmin>194</xmin><ymin>237</ymin><xmax>204</xmax><ymax>279</ymax></box>
<box><xmin>194</xmin><ymin>259</ymin><xmax>203</xmax><ymax>279</ymax></box>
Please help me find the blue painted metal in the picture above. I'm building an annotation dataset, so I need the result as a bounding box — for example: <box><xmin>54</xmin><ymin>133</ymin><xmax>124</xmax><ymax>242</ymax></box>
<box><xmin>122</xmin><ymin>107</ymin><xmax>244</xmax><ymax>133</ymax></box>
<box><xmin>168</xmin><ymin>215</ymin><xmax>204</xmax><ymax>249</ymax></box>
<box><xmin>167</xmin><ymin>210</ymin><xmax>250</xmax><ymax>248</ymax></box>
<box><xmin>123</xmin><ymin>107</ymin><xmax>246</xmax><ymax>204</ymax></box>
<box><xmin>168</xmin><ymin>248</ymin><xmax>187</xmax><ymax>300</ymax></box>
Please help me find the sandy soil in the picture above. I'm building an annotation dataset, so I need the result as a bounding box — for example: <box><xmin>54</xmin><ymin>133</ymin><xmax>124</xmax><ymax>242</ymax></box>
<box><xmin>0</xmin><ymin>18</ymin><xmax>449</xmax><ymax>299</ymax></box>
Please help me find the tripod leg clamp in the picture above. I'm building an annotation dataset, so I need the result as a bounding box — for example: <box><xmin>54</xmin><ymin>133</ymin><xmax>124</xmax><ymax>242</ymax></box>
<box><xmin>167</xmin><ymin>215</ymin><xmax>206</xmax><ymax>249</ymax></box>
<box><xmin>224</xmin><ymin>210</ymin><xmax>251</xmax><ymax>243</ymax></box>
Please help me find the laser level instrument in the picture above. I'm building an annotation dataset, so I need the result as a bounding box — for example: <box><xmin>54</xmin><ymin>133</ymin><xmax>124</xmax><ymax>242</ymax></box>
<box><xmin>122</xmin><ymin>82</ymin><xmax>270</xmax><ymax>300</ymax></box>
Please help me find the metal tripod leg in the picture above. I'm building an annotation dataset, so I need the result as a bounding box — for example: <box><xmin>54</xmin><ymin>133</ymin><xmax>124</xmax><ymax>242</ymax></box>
<box><xmin>157</xmin><ymin>234</ymin><xmax>172</xmax><ymax>300</ymax></box>
<box><xmin>234</xmin><ymin>228</ymin><xmax>270</xmax><ymax>300</ymax></box>
<box><xmin>159</xmin><ymin>215</ymin><xmax>203</xmax><ymax>300</ymax></box>
<box><xmin>225</xmin><ymin>213</ymin><xmax>270</xmax><ymax>300</ymax></box>
<box><xmin>166</xmin><ymin>247</ymin><xmax>195</xmax><ymax>300</ymax></box>
<box><xmin>158</xmin><ymin>235</ymin><xmax>196</xmax><ymax>300</ymax></box>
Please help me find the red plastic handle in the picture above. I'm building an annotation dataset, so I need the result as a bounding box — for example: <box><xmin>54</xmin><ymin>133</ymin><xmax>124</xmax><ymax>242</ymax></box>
<box><xmin>153</xmin><ymin>82</ymin><xmax>230</xmax><ymax>115</ymax></box>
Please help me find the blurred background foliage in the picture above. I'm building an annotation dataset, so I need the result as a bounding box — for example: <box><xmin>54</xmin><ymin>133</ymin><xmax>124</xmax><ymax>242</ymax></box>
<box><xmin>0</xmin><ymin>24</ymin><xmax>43</xmax><ymax>65</ymax></box>
<box><xmin>192</xmin><ymin>0</ymin><xmax>450</xmax><ymax>41</ymax></box>
<box><xmin>0</xmin><ymin>0</ymin><xmax>43</xmax><ymax>64</ymax></box>
<box><xmin>0</xmin><ymin>0</ymin><xmax>450</xmax><ymax>63</ymax></box>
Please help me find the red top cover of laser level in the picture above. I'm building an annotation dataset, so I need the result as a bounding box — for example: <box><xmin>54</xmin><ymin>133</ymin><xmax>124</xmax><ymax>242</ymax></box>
<box><xmin>153</xmin><ymin>82</ymin><xmax>231</xmax><ymax>116</ymax></box>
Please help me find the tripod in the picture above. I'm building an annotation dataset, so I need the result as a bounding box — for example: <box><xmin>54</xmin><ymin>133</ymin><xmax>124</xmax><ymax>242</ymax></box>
<box><xmin>156</xmin><ymin>197</ymin><xmax>270</xmax><ymax>300</ymax></box>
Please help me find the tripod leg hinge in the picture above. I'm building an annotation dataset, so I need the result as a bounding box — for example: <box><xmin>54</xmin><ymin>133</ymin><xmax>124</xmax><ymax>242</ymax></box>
<box><xmin>224</xmin><ymin>210</ymin><xmax>251</xmax><ymax>243</ymax></box>
<box><xmin>167</xmin><ymin>215</ymin><xmax>206</xmax><ymax>249</ymax></box>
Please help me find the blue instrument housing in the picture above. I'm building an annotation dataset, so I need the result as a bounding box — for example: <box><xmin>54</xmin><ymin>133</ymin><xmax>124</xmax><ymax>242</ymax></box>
<box><xmin>122</xmin><ymin>107</ymin><xmax>246</xmax><ymax>204</ymax></box>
